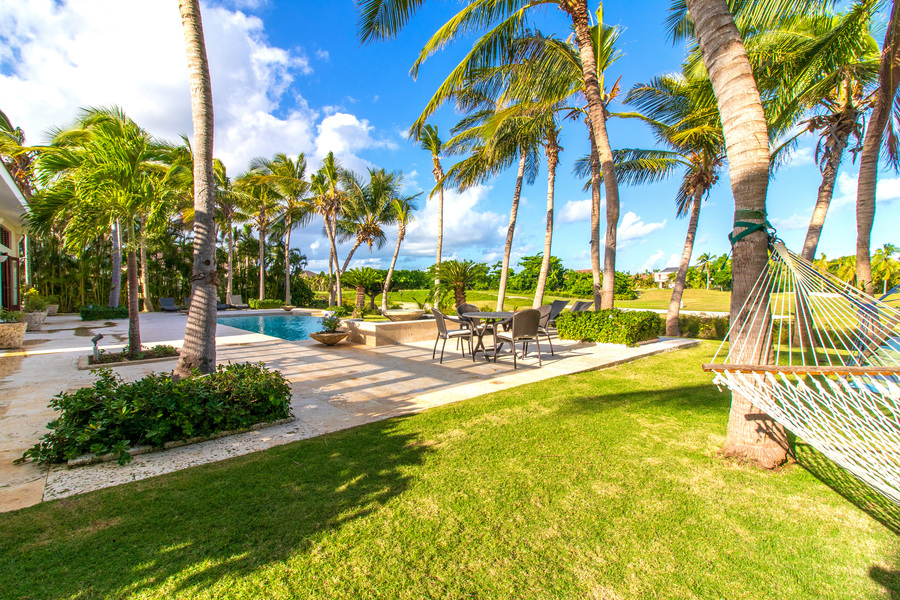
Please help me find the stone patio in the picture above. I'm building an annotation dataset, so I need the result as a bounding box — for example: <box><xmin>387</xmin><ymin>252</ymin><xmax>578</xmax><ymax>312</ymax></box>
<box><xmin>0</xmin><ymin>311</ymin><xmax>698</xmax><ymax>513</ymax></box>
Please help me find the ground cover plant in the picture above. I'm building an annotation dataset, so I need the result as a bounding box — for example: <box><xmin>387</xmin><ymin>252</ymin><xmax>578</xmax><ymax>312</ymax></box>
<box><xmin>89</xmin><ymin>344</ymin><xmax>179</xmax><ymax>365</ymax></box>
<box><xmin>248</xmin><ymin>299</ymin><xmax>284</xmax><ymax>310</ymax></box>
<box><xmin>557</xmin><ymin>309</ymin><xmax>662</xmax><ymax>345</ymax></box>
<box><xmin>80</xmin><ymin>305</ymin><xmax>130</xmax><ymax>321</ymax></box>
<box><xmin>0</xmin><ymin>344</ymin><xmax>896</xmax><ymax>599</ymax></box>
<box><xmin>19</xmin><ymin>362</ymin><xmax>292</xmax><ymax>465</ymax></box>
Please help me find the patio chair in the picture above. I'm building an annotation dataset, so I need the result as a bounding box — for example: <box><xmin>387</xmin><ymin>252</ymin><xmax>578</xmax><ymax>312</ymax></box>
<box><xmin>570</xmin><ymin>300</ymin><xmax>593</xmax><ymax>313</ymax></box>
<box><xmin>216</xmin><ymin>300</ymin><xmax>231</xmax><ymax>311</ymax></box>
<box><xmin>159</xmin><ymin>298</ymin><xmax>180</xmax><ymax>313</ymax></box>
<box><xmin>536</xmin><ymin>305</ymin><xmax>555</xmax><ymax>356</ymax></box>
<box><xmin>431</xmin><ymin>308</ymin><xmax>474</xmax><ymax>364</ymax></box>
<box><xmin>548</xmin><ymin>299</ymin><xmax>569</xmax><ymax>327</ymax></box>
<box><xmin>495</xmin><ymin>308</ymin><xmax>543</xmax><ymax>369</ymax></box>
<box><xmin>230</xmin><ymin>294</ymin><xmax>250</xmax><ymax>309</ymax></box>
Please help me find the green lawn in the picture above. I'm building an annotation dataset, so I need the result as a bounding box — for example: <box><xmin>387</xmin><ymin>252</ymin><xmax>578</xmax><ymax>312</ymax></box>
<box><xmin>1</xmin><ymin>343</ymin><xmax>896</xmax><ymax>599</ymax></box>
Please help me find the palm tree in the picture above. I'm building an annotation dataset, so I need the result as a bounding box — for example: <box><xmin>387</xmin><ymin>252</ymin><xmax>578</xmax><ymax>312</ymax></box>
<box><xmin>342</xmin><ymin>267</ymin><xmax>384</xmax><ymax>316</ymax></box>
<box><xmin>415</xmin><ymin>124</ymin><xmax>445</xmax><ymax>287</ymax></box>
<box><xmin>435</xmin><ymin>259</ymin><xmax>487</xmax><ymax>307</ymax></box>
<box><xmin>337</xmin><ymin>168</ymin><xmax>405</xmax><ymax>272</ymax></box>
<box><xmin>31</xmin><ymin>106</ymin><xmax>169</xmax><ymax>358</ymax></box>
<box><xmin>358</xmin><ymin>0</ymin><xmax>623</xmax><ymax>309</ymax></box>
<box><xmin>856</xmin><ymin>0</ymin><xmax>900</xmax><ymax>295</ymax></box>
<box><xmin>310</xmin><ymin>152</ymin><xmax>347</xmax><ymax>305</ymax></box>
<box><xmin>872</xmin><ymin>243</ymin><xmax>899</xmax><ymax>294</ymax></box>
<box><xmin>623</xmin><ymin>72</ymin><xmax>725</xmax><ymax>336</ymax></box>
<box><xmin>249</xmin><ymin>153</ymin><xmax>312</xmax><ymax>305</ymax></box>
<box><xmin>382</xmin><ymin>197</ymin><xmax>417</xmax><ymax>312</ymax></box>
<box><xmin>695</xmin><ymin>252</ymin><xmax>714</xmax><ymax>289</ymax></box>
<box><xmin>678</xmin><ymin>0</ymin><xmax>785</xmax><ymax>467</ymax></box>
<box><xmin>236</xmin><ymin>171</ymin><xmax>283</xmax><ymax>301</ymax></box>
<box><xmin>212</xmin><ymin>160</ymin><xmax>248</xmax><ymax>303</ymax></box>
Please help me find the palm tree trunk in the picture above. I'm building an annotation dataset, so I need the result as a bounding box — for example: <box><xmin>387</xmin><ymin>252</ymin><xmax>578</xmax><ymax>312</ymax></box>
<box><xmin>325</xmin><ymin>216</ymin><xmax>342</xmax><ymax>305</ymax></box>
<box><xmin>226</xmin><ymin>224</ymin><xmax>234</xmax><ymax>302</ymax></box>
<box><xmin>496</xmin><ymin>150</ymin><xmax>526</xmax><ymax>311</ymax></box>
<box><xmin>587</xmin><ymin>118</ymin><xmax>603</xmax><ymax>309</ymax></box>
<box><xmin>354</xmin><ymin>285</ymin><xmax>365</xmax><ymax>316</ymax></box>
<box><xmin>382</xmin><ymin>227</ymin><xmax>405</xmax><ymax>312</ymax></box>
<box><xmin>139</xmin><ymin>230</ymin><xmax>153</xmax><ymax>312</ymax></box>
<box><xmin>175</xmin><ymin>0</ymin><xmax>218</xmax><ymax>377</ymax></box>
<box><xmin>327</xmin><ymin>242</ymin><xmax>335</xmax><ymax>306</ymax></box>
<box><xmin>284</xmin><ymin>218</ymin><xmax>292</xmax><ymax>305</ymax></box>
<box><xmin>801</xmin><ymin>120</ymin><xmax>853</xmax><ymax>262</ymax></box>
<box><xmin>108</xmin><ymin>219</ymin><xmax>122</xmax><ymax>308</ymax></box>
<box><xmin>341</xmin><ymin>238</ymin><xmax>363</xmax><ymax>273</ymax></box>
<box><xmin>565</xmin><ymin>0</ymin><xmax>621</xmax><ymax>310</ymax></box>
<box><xmin>688</xmin><ymin>0</ymin><xmax>787</xmax><ymax>468</ymax></box>
<box><xmin>125</xmin><ymin>241</ymin><xmax>141</xmax><ymax>359</ymax></box>
<box><xmin>258</xmin><ymin>224</ymin><xmax>265</xmax><ymax>300</ymax></box>
<box><xmin>857</xmin><ymin>0</ymin><xmax>900</xmax><ymax>296</ymax></box>
<box><xmin>666</xmin><ymin>190</ymin><xmax>703</xmax><ymax>336</ymax></box>
<box><xmin>433</xmin><ymin>157</ymin><xmax>444</xmax><ymax>287</ymax></box>
<box><xmin>533</xmin><ymin>133</ymin><xmax>558</xmax><ymax>309</ymax></box>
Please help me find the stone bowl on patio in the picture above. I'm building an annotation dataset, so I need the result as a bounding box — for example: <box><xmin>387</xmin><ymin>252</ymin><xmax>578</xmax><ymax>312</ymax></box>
<box><xmin>308</xmin><ymin>330</ymin><xmax>349</xmax><ymax>346</ymax></box>
<box><xmin>382</xmin><ymin>309</ymin><xmax>425</xmax><ymax>322</ymax></box>
<box><xmin>0</xmin><ymin>321</ymin><xmax>27</xmax><ymax>349</ymax></box>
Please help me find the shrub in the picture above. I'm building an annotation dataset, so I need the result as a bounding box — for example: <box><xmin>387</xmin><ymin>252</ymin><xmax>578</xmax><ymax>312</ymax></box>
<box><xmin>248</xmin><ymin>299</ymin><xmax>284</xmax><ymax>309</ymax></box>
<box><xmin>319</xmin><ymin>314</ymin><xmax>341</xmax><ymax>333</ymax></box>
<box><xmin>0</xmin><ymin>308</ymin><xmax>24</xmax><ymax>323</ymax></box>
<box><xmin>19</xmin><ymin>362</ymin><xmax>292</xmax><ymax>465</ymax></box>
<box><xmin>614</xmin><ymin>291</ymin><xmax>638</xmax><ymax>301</ymax></box>
<box><xmin>327</xmin><ymin>305</ymin><xmax>350</xmax><ymax>318</ymax></box>
<box><xmin>556</xmin><ymin>309</ymin><xmax>662</xmax><ymax>346</ymax></box>
<box><xmin>307</xmin><ymin>298</ymin><xmax>330</xmax><ymax>309</ymax></box>
<box><xmin>290</xmin><ymin>277</ymin><xmax>315</xmax><ymax>307</ymax></box>
<box><xmin>90</xmin><ymin>344</ymin><xmax>179</xmax><ymax>365</ymax></box>
<box><xmin>671</xmin><ymin>314</ymin><xmax>729</xmax><ymax>340</ymax></box>
<box><xmin>22</xmin><ymin>288</ymin><xmax>50</xmax><ymax>312</ymax></box>
<box><xmin>80</xmin><ymin>305</ymin><xmax>129</xmax><ymax>321</ymax></box>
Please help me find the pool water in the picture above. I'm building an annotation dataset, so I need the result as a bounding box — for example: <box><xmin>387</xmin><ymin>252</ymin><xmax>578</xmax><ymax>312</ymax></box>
<box><xmin>218</xmin><ymin>314</ymin><xmax>322</xmax><ymax>341</ymax></box>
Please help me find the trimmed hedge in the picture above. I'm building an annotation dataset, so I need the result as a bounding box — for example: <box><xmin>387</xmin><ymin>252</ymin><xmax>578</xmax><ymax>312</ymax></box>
<box><xmin>556</xmin><ymin>309</ymin><xmax>661</xmax><ymax>346</ymax></box>
<box><xmin>248</xmin><ymin>299</ymin><xmax>284</xmax><ymax>309</ymax></box>
<box><xmin>20</xmin><ymin>362</ymin><xmax>292</xmax><ymax>465</ymax></box>
<box><xmin>80</xmin><ymin>305</ymin><xmax>129</xmax><ymax>321</ymax></box>
<box><xmin>673</xmin><ymin>314</ymin><xmax>729</xmax><ymax>340</ymax></box>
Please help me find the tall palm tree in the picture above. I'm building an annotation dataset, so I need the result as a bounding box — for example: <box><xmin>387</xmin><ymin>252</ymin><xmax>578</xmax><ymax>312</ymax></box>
<box><xmin>175</xmin><ymin>0</ymin><xmax>218</xmax><ymax>376</ymax></box>
<box><xmin>249</xmin><ymin>153</ymin><xmax>312</xmax><ymax>305</ymax></box>
<box><xmin>623</xmin><ymin>72</ymin><xmax>725</xmax><ymax>336</ymax></box>
<box><xmin>310</xmin><ymin>152</ymin><xmax>347</xmax><ymax>305</ymax></box>
<box><xmin>857</xmin><ymin>0</ymin><xmax>900</xmax><ymax>295</ymax></box>
<box><xmin>358</xmin><ymin>0</ymin><xmax>623</xmax><ymax>308</ymax></box>
<box><xmin>337</xmin><ymin>168</ymin><xmax>405</xmax><ymax>272</ymax></box>
<box><xmin>31</xmin><ymin>106</ymin><xmax>169</xmax><ymax>358</ymax></box>
<box><xmin>872</xmin><ymin>243</ymin><xmax>899</xmax><ymax>294</ymax></box>
<box><xmin>695</xmin><ymin>252</ymin><xmax>713</xmax><ymax>289</ymax></box>
<box><xmin>678</xmin><ymin>0</ymin><xmax>785</xmax><ymax>467</ymax></box>
<box><xmin>382</xmin><ymin>196</ymin><xmax>417</xmax><ymax>312</ymax></box>
<box><xmin>415</xmin><ymin>124</ymin><xmax>445</xmax><ymax>287</ymax></box>
<box><xmin>212</xmin><ymin>160</ymin><xmax>248</xmax><ymax>303</ymax></box>
<box><xmin>236</xmin><ymin>171</ymin><xmax>283</xmax><ymax>301</ymax></box>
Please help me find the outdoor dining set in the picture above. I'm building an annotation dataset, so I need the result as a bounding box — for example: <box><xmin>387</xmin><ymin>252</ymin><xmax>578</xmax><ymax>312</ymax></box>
<box><xmin>431</xmin><ymin>299</ymin><xmax>593</xmax><ymax>369</ymax></box>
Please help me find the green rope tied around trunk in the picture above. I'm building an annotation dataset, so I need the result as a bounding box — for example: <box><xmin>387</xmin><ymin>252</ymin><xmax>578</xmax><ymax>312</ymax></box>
<box><xmin>729</xmin><ymin>209</ymin><xmax>776</xmax><ymax>247</ymax></box>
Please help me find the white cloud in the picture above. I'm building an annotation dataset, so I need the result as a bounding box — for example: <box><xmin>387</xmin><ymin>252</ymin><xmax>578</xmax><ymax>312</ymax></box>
<box><xmin>559</xmin><ymin>198</ymin><xmax>592</xmax><ymax>224</ymax></box>
<box><xmin>641</xmin><ymin>250</ymin><xmax>665</xmax><ymax>272</ymax></box>
<box><xmin>617</xmin><ymin>212</ymin><xmax>666</xmax><ymax>242</ymax></box>
<box><xmin>315</xmin><ymin>49</ymin><xmax>329</xmax><ymax>61</ymax></box>
<box><xmin>314</xmin><ymin>112</ymin><xmax>396</xmax><ymax>173</ymax></box>
<box><xmin>309</xmin><ymin>240</ymin><xmax>321</xmax><ymax>253</ymax></box>
<box><xmin>666</xmin><ymin>254</ymin><xmax>680</xmax><ymax>268</ymax></box>
<box><xmin>786</xmin><ymin>146</ymin><xmax>814</xmax><ymax>168</ymax></box>
<box><xmin>0</xmin><ymin>0</ymin><xmax>389</xmax><ymax>176</ymax></box>
<box><xmin>402</xmin><ymin>184</ymin><xmax>505</xmax><ymax>259</ymax></box>
<box><xmin>771</xmin><ymin>213</ymin><xmax>809</xmax><ymax>230</ymax></box>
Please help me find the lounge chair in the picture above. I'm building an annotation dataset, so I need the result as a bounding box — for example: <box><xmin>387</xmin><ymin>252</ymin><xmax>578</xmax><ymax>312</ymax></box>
<box><xmin>548</xmin><ymin>299</ymin><xmax>569</xmax><ymax>326</ymax></box>
<box><xmin>495</xmin><ymin>308</ymin><xmax>544</xmax><ymax>369</ymax></box>
<box><xmin>570</xmin><ymin>300</ymin><xmax>593</xmax><ymax>312</ymax></box>
<box><xmin>536</xmin><ymin>305</ymin><xmax>555</xmax><ymax>356</ymax></box>
<box><xmin>431</xmin><ymin>308</ymin><xmax>474</xmax><ymax>364</ymax></box>
<box><xmin>216</xmin><ymin>300</ymin><xmax>231</xmax><ymax>311</ymax></box>
<box><xmin>159</xmin><ymin>298</ymin><xmax>180</xmax><ymax>313</ymax></box>
<box><xmin>230</xmin><ymin>294</ymin><xmax>250</xmax><ymax>309</ymax></box>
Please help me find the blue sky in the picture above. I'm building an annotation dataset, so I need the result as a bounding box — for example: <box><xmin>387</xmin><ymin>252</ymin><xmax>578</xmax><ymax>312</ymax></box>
<box><xmin>1</xmin><ymin>0</ymin><xmax>897</xmax><ymax>274</ymax></box>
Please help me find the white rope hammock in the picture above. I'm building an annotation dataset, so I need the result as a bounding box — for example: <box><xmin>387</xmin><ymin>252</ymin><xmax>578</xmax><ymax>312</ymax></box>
<box><xmin>703</xmin><ymin>243</ymin><xmax>900</xmax><ymax>504</ymax></box>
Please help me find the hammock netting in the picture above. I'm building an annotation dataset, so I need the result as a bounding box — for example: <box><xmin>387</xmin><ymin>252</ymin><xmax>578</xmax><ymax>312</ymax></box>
<box><xmin>704</xmin><ymin>242</ymin><xmax>900</xmax><ymax>504</ymax></box>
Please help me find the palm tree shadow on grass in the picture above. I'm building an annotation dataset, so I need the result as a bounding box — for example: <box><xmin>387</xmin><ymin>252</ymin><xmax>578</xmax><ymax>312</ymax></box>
<box><xmin>791</xmin><ymin>441</ymin><xmax>900</xmax><ymax>598</ymax></box>
<box><xmin>0</xmin><ymin>417</ymin><xmax>431</xmax><ymax>598</ymax></box>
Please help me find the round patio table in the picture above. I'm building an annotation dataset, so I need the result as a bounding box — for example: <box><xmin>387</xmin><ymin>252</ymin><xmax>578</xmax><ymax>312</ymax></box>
<box><xmin>462</xmin><ymin>311</ymin><xmax>514</xmax><ymax>361</ymax></box>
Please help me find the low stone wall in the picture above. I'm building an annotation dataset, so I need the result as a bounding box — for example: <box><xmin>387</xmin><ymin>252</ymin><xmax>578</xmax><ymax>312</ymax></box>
<box><xmin>343</xmin><ymin>318</ymin><xmax>437</xmax><ymax>347</ymax></box>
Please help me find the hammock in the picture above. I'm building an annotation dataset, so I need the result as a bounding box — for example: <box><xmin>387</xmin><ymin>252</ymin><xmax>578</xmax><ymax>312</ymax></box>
<box><xmin>703</xmin><ymin>242</ymin><xmax>900</xmax><ymax>504</ymax></box>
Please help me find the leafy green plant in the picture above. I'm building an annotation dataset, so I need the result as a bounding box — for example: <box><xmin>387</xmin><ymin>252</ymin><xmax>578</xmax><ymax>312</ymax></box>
<box><xmin>319</xmin><ymin>314</ymin><xmax>342</xmax><ymax>333</ymax></box>
<box><xmin>327</xmin><ymin>305</ymin><xmax>350</xmax><ymax>318</ymax></box>
<box><xmin>22</xmin><ymin>288</ymin><xmax>50</xmax><ymax>312</ymax></box>
<box><xmin>556</xmin><ymin>309</ymin><xmax>661</xmax><ymax>346</ymax></box>
<box><xmin>80</xmin><ymin>305</ymin><xmax>129</xmax><ymax>321</ymax></box>
<box><xmin>89</xmin><ymin>344</ymin><xmax>179</xmax><ymax>365</ymax></box>
<box><xmin>248</xmin><ymin>299</ymin><xmax>284</xmax><ymax>309</ymax></box>
<box><xmin>674</xmin><ymin>314</ymin><xmax>729</xmax><ymax>340</ymax></box>
<box><xmin>0</xmin><ymin>308</ymin><xmax>24</xmax><ymax>323</ymax></box>
<box><xmin>19</xmin><ymin>362</ymin><xmax>292</xmax><ymax>465</ymax></box>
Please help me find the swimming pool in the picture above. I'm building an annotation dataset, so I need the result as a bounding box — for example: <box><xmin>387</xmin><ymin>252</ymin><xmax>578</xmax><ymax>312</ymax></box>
<box><xmin>218</xmin><ymin>314</ymin><xmax>322</xmax><ymax>341</ymax></box>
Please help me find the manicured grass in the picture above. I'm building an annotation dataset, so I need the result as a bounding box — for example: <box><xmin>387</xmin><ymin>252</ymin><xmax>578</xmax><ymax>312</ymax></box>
<box><xmin>1</xmin><ymin>344</ymin><xmax>896</xmax><ymax>599</ymax></box>
<box><xmin>616</xmin><ymin>288</ymin><xmax>732</xmax><ymax>312</ymax></box>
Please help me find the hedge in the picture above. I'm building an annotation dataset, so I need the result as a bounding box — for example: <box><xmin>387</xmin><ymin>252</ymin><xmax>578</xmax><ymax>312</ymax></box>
<box><xmin>19</xmin><ymin>362</ymin><xmax>292</xmax><ymax>465</ymax></box>
<box><xmin>672</xmin><ymin>314</ymin><xmax>729</xmax><ymax>340</ymax></box>
<box><xmin>248</xmin><ymin>299</ymin><xmax>284</xmax><ymax>309</ymax></box>
<box><xmin>80</xmin><ymin>305</ymin><xmax>129</xmax><ymax>321</ymax></box>
<box><xmin>556</xmin><ymin>309</ymin><xmax>661</xmax><ymax>346</ymax></box>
